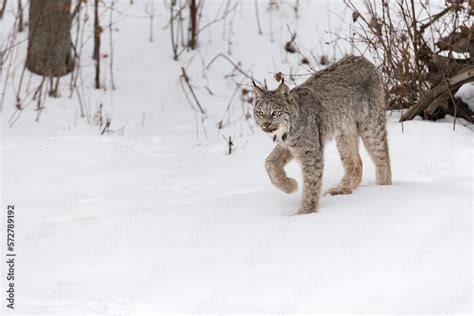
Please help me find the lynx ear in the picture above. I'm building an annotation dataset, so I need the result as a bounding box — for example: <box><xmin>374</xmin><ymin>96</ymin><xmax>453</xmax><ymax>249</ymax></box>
<box><xmin>275</xmin><ymin>81</ymin><xmax>290</xmax><ymax>98</ymax></box>
<box><xmin>252</xmin><ymin>80</ymin><xmax>264</xmax><ymax>101</ymax></box>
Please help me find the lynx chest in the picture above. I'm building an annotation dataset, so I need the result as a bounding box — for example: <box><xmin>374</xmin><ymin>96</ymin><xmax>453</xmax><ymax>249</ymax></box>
<box><xmin>271</xmin><ymin>128</ymin><xmax>289</xmax><ymax>147</ymax></box>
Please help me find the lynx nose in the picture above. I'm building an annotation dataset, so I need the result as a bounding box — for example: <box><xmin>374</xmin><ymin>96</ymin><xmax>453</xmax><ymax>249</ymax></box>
<box><xmin>263</xmin><ymin>122</ymin><xmax>272</xmax><ymax>128</ymax></box>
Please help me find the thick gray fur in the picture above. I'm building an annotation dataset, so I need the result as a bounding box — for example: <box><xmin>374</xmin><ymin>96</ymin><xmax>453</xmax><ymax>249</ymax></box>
<box><xmin>253</xmin><ymin>56</ymin><xmax>392</xmax><ymax>214</ymax></box>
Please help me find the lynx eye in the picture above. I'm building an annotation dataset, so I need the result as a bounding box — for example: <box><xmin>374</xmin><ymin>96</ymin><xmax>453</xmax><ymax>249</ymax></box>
<box><xmin>255</xmin><ymin>111</ymin><xmax>264</xmax><ymax>117</ymax></box>
<box><xmin>272</xmin><ymin>110</ymin><xmax>281</xmax><ymax>117</ymax></box>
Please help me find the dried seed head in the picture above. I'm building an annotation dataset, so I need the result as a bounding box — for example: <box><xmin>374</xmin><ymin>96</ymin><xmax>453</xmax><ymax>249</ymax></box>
<box><xmin>274</xmin><ymin>72</ymin><xmax>282</xmax><ymax>82</ymax></box>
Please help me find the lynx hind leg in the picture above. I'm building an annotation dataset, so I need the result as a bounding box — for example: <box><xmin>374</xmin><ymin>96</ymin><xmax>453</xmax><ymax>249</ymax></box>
<box><xmin>265</xmin><ymin>145</ymin><xmax>298</xmax><ymax>194</ymax></box>
<box><xmin>327</xmin><ymin>132</ymin><xmax>363</xmax><ymax>196</ymax></box>
<box><xmin>358</xmin><ymin>116</ymin><xmax>392</xmax><ymax>185</ymax></box>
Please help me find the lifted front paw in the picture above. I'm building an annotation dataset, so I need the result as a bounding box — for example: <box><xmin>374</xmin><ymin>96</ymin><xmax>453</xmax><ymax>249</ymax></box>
<box><xmin>325</xmin><ymin>187</ymin><xmax>352</xmax><ymax>196</ymax></box>
<box><xmin>281</xmin><ymin>178</ymin><xmax>298</xmax><ymax>194</ymax></box>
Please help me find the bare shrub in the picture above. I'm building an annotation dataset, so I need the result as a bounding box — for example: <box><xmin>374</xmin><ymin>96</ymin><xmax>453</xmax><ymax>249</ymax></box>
<box><xmin>345</xmin><ymin>0</ymin><xmax>472</xmax><ymax>123</ymax></box>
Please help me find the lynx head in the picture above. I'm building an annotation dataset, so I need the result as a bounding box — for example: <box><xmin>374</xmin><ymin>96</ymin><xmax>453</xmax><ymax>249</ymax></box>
<box><xmin>252</xmin><ymin>79</ymin><xmax>293</xmax><ymax>134</ymax></box>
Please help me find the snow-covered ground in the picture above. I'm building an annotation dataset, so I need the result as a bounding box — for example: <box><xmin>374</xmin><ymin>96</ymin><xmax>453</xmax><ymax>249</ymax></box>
<box><xmin>1</xmin><ymin>0</ymin><xmax>472</xmax><ymax>314</ymax></box>
<box><xmin>456</xmin><ymin>82</ymin><xmax>474</xmax><ymax>112</ymax></box>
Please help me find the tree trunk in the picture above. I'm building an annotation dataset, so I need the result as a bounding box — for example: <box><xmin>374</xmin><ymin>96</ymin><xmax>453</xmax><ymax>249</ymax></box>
<box><xmin>26</xmin><ymin>0</ymin><xmax>74</xmax><ymax>77</ymax></box>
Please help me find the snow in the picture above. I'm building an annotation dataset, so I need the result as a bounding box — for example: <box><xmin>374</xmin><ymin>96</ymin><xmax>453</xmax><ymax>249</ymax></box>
<box><xmin>1</xmin><ymin>0</ymin><xmax>472</xmax><ymax>314</ymax></box>
<box><xmin>456</xmin><ymin>82</ymin><xmax>474</xmax><ymax>111</ymax></box>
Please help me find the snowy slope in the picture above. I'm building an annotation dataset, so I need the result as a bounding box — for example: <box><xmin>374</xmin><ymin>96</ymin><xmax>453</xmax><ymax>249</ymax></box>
<box><xmin>1</xmin><ymin>0</ymin><xmax>472</xmax><ymax>314</ymax></box>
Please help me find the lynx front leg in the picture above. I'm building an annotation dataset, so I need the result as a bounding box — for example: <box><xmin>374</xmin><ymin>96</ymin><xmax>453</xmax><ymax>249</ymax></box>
<box><xmin>326</xmin><ymin>132</ymin><xmax>362</xmax><ymax>196</ymax></box>
<box><xmin>265</xmin><ymin>145</ymin><xmax>298</xmax><ymax>194</ymax></box>
<box><xmin>297</xmin><ymin>149</ymin><xmax>324</xmax><ymax>214</ymax></box>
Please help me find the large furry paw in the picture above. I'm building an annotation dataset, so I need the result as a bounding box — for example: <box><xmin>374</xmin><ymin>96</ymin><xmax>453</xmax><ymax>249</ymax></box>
<box><xmin>281</xmin><ymin>178</ymin><xmax>298</xmax><ymax>194</ymax></box>
<box><xmin>296</xmin><ymin>203</ymin><xmax>319</xmax><ymax>215</ymax></box>
<box><xmin>376</xmin><ymin>174</ymin><xmax>392</xmax><ymax>185</ymax></box>
<box><xmin>325</xmin><ymin>187</ymin><xmax>353</xmax><ymax>196</ymax></box>
<box><xmin>297</xmin><ymin>208</ymin><xmax>318</xmax><ymax>215</ymax></box>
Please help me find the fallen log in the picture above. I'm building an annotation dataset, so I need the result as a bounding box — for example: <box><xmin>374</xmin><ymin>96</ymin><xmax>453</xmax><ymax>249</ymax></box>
<box><xmin>400</xmin><ymin>66</ymin><xmax>474</xmax><ymax>122</ymax></box>
<box><xmin>423</xmin><ymin>94</ymin><xmax>449</xmax><ymax>119</ymax></box>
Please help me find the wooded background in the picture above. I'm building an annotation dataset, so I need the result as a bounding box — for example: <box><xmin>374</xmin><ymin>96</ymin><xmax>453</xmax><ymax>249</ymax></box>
<box><xmin>1</xmin><ymin>0</ymin><xmax>472</xmax><ymax>129</ymax></box>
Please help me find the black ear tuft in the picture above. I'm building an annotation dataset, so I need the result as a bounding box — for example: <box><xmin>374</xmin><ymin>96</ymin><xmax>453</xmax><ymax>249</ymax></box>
<box><xmin>253</xmin><ymin>79</ymin><xmax>264</xmax><ymax>102</ymax></box>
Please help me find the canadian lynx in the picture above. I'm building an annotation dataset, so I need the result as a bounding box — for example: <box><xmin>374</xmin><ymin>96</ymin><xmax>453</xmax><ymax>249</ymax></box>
<box><xmin>253</xmin><ymin>56</ymin><xmax>392</xmax><ymax>214</ymax></box>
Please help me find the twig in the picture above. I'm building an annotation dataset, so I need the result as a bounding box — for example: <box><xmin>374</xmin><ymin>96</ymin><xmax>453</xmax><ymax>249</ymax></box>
<box><xmin>198</xmin><ymin>2</ymin><xmax>238</xmax><ymax>33</ymax></box>
<box><xmin>206</xmin><ymin>53</ymin><xmax>260</xmax><ymax>84</ymax></box>
<box><xmin>109</xmin><ymin>0</ymin><xmax>116</xmax><ymax>89</ymax></box>
<box><xmin>93</xmin><ymin>0</ymin><xmax>101</xmax><ymax>89</ymax></box>
<box><xmin>169</xmin><ymin>0</ymin><xmax>178</xmax><ymax>60</ymax></box>
<box><xmin>180</xmin><ymin>67</ymin><xmax>205</xmax><ymax>114</ymax></box>
<box><xmin>0</xmin><ymin>0</ymin><xmax>7</xmax><ymax>19</ymax></box>
<box><xmin>254</xmin><ymin>0</ymin><xmax>263</xmax><ymax>35</ymax></box>
<box><xmin>71</xmin><ymin>0</ymin><xmax>82</xmax><ymax>20</ymax></box>
<box><xmin>100</xmin><ymin>120</ymin><xmax>111</xmax><ymax>135</ymax></box>
<box><xmin>222</xmin><ymin>135</ymin><xmax>234</xmax><ymax>155</ymax></box>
